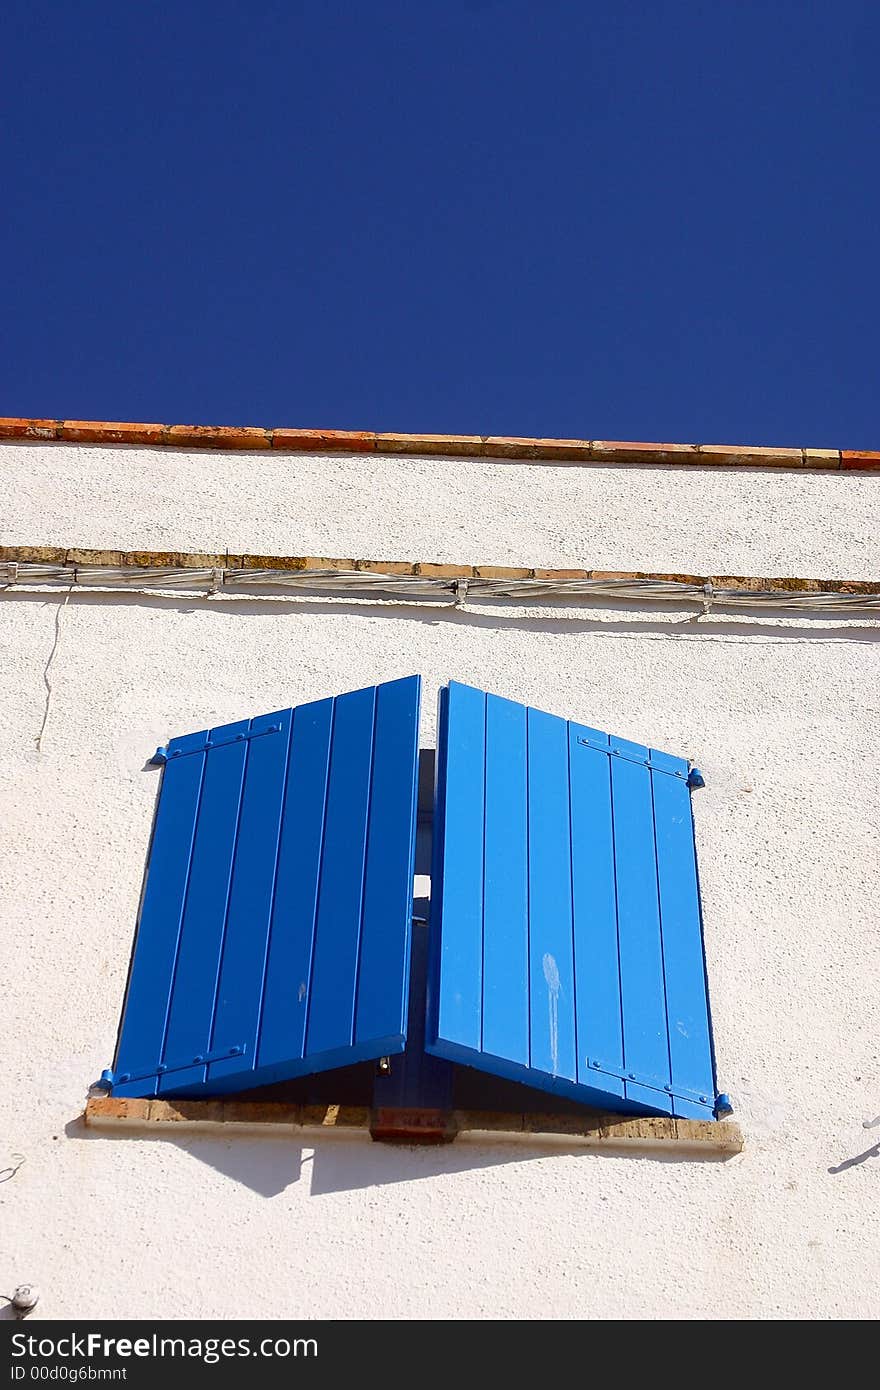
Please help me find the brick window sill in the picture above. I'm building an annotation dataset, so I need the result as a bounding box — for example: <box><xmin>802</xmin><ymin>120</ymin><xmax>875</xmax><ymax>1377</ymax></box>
<box><xmin>84</xmin><ymin>1097</ymin><xmax>742</xmax><ymax>1154</ymax></box>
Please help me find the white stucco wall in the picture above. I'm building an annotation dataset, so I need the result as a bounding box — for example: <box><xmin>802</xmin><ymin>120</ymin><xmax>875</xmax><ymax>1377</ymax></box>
<box><xmin>1</xmin><ymin>443</ymin><xmax>879</xmax><ymax>1321</ymax></box>
<box><xmin>1</xmin><ymin>439</ymin><xmax>878</xmax><ymax>576</ymax></box>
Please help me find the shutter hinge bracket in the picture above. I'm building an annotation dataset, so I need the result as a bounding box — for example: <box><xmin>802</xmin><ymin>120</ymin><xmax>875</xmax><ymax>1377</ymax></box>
<box><xmin>687</xmin><ymin>765</ymin><xmax>706</xmax><ymax>789</ymax></box>
<box><xmin>149</xmin><ymin>723</ymin><xmax>283</xmax><ymax>764</ymax></box>
<box><xmin>585</xmin><ymin>1058</ymin><xmax>714</xmax><ymax>1111</ymax></box>
<box><xmin>100</xmin><ymin>1043</ymin><xmax>247</xmax><ymax>1090</ymax></box>
<box><xmin>575</xmin><ymin>737</ymin><xmax>692</xmax><ymax>781</ymax></box>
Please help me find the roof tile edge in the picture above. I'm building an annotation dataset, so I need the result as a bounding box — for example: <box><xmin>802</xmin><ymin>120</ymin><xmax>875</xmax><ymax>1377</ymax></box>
<box><xmin>0</xmin><ymin>418</ymin><xmax>873</xmax><ymax>470</ymax></box>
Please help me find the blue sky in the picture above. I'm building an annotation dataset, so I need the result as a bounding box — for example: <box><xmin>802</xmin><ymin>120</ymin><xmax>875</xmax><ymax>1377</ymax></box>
<box><xmin>2</xmin><ymin>2</ymin><xmax>877</xmax><ymax>446</ymax></box>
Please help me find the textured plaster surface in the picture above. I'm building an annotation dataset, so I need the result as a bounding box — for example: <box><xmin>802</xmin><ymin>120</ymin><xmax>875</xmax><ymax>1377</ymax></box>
<box><xmin>1</xmin><ymin>580</ymin><xmax>879</xmax><ymax>1319</ymax></box>
<box><xmin>2</xmin><ymin>440</ymin><xmax>879</xmax><ymax>577</ymax></box>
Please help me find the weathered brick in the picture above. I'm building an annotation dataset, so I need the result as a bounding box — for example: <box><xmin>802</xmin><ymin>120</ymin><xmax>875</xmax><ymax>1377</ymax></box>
<box><xmin>0</xmin><ymin>544</ymin><xmax>68</xmax><ymax>564</ymax></box>
<box><xmin>530</xmin><ymin>568</ymin><xmax>589</xmax><ymax>581</ymax></box>
<box><xmin>354</xmin><ymin>558</ymin><xmax>418</xmax><ymax>576</ymax></box>
<box><xmin>523</xmin><ymin>1111</ymin><xmax>607</xmax><ymax>1137</ymax></box>
<box><xmin>272</xmin><ymin>428</ymin><xmax>376</xmax><ymax>453</ymax></box>
<box><xmin>147</xmin><ymin>1100</ymin><xmax>225</xmax><ymax>1124</ymax></box>
<box><xmin>413</xmin><ymin>562</ymin><xmax>473</xmax><ymax>579</ymax></box>
<box><xmin>802</xmin><ymin>449</ymin><xmax>840</xmax><ymax>468</ymax></box>
<box><xmin>697</xmin><ymin>444</ymin><xmax>803</xmax><ymax>467</ymax></box>
<box><xmin>481</xmin><ymin>436</ymin><xmax>538</xmax><ymax>459</ymax></box>
<box><xmin>841</xmin><ymin>450</ymin><xmax>880</xmax><ymax>470</ymax></box>
<box><xmin>237</xmin><ymin>553</ymin><xmax>310</xmax><ymax>572</ymax></box>
<box><xmin>375</xmin><ymin>432</ymin><xmax>482</xmax><ymax>457</ymax></box>
<box><xmin>306</xmin><ymin>555</ymin><xmax>360</xmax><ymax>571</ymax></box>
<box><xmin>473</xmin><ymin>564</ymin><xmax>533</xmax><ymax>579</ymax></box>
<box><xmin>64</xmin><ymin>548</ymin><xmax>124</xmax><ymax>566</ymax></box>
<box><xmin>166</xmin><ymin>425</ymin><xmax>270</xmax><ymax>449</ymax></box>
<box><xmin>673</xmin><ymin>1118</ymin><xmax>743</xmax><ymax>1151</ymax></box>
<box><xmin>0</xmin><ymin>418</ymin><xmax>59</xmax><ymax>440</ymax></box>
<box><xmin>370</xmin><ymin>1108</ymin><xmax>458</xmax><ymax>1143</ymax></box>
<box><xmin>84</xmin><ymin>1097</ymin><xmax>151</xmax><ymax>1125</ymax></box>
<box><xmin>529</xmin><ymin>439</ymin><xmax>594</xmax><ymax>462</ymax></box>
<box><xmin>124</xmin><ymin>550</ymin><xmax>227</xmax><ymax>570</ymax></box>
<box><xmin>598</xmin><ymin>1115</ymin><xmax>678</xmax><ymax>1142</ymax></box>
<box><xmin>61</xmin><ymin>421</ymin><xmax>165</xmax><ymax>446</ymax></box>
<box><xmin>222</xmin><ymin>1102</ymin><xmax>302</xmax><ymax>1127</ymax></box>
<box><xmin>590</xmin><ymin>441</ymin><xmax>700</xmax><ymax>465</ymax></box>
<box><xmin>301</xmin><ymin>1104</ymin><xmax>370</xmax><ymax>1129</ymax></box>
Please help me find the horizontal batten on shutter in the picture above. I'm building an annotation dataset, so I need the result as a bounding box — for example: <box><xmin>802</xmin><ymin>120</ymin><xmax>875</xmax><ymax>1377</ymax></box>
<box><xmin>582</xmin><ymin>1059</ymin><xmax>709</xmax><ymax>1107</ymax></box>
<box><xmin>575</xmin><ymin>734</ymin><xmax>690</xmax><ymax>779</ymax></box>
<box><xmin>428</xmin><ymin>682</ymin><xmax>718</xmax><ymax>1120</ymax></box>
<box><xmin>157</xmin><ymin>723</ymin><xmax>284</xmax><ymax>761</ymax></box>
<box><xmin>110</xmin><ymin>678</ymin><xmax>421</xmax><ymax>1098</ymax></box>
<box><xmin>109</xmin><ymin>1043</ymin><xmax>247</xmax><ymax>1087</ymax></box>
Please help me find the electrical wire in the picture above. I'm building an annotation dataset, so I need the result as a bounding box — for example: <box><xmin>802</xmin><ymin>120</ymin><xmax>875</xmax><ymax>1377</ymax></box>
<box><xmin>2</xmin><ymin>560</ymin><xmax>879</xmax><ymax>613</ymax></box>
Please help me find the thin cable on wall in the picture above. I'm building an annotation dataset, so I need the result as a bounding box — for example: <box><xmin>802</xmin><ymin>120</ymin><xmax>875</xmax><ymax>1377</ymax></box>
<box><xmin>35</xmin><ymin>583</ymin><xmax>73</xmax><ymax>753</ymax></box>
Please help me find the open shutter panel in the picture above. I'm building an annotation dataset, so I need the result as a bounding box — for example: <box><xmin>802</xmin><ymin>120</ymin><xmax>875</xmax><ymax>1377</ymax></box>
<box><xmin>110</xmin><ymin>676</ymin><xmax>421</xmax><ymax>1098</ymax></box>
<box><xmin>427</xmin><ymin>681</ymin><xmax>717</xmax><ymax>1120</ymax></box>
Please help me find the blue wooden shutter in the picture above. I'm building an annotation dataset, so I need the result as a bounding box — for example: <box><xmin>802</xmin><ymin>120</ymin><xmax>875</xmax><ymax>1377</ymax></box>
<box><xmin>109</xmin><ymin>676</ymin><xmax>421</xmax><ymax>1098</ymax></box>
<box><xmin>427</xmin><ymin>681</ymin><xmax>718</xmax><ymax>1120</ymax></box>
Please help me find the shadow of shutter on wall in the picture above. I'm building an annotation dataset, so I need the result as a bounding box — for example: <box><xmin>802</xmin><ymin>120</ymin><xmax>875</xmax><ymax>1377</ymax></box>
<box><xmin>109</xmin><ymin>676</ymin><xmax>421</xmax><ymax>1098</ymax></box>
<box><xmin>426</xmin><ymin>681</ymin><xmax>717</xmax><ymax>1120</ymax></box>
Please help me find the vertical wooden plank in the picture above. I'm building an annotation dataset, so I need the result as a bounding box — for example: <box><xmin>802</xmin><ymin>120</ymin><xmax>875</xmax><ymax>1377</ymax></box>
<box><xmin>433</xmin><ymin>681</ymin><xmax>485</xmax><ymax>1051</ymax></box>
<box><xmin>112</xmin><ymin>736</ymin><xmax>206</xmax><ymax>1098</ymax></box>
<box><xmin>526</xmin><ymin>707</ymin><xmax>576</xmax><ymax>1082</ymax></box>
<box><xmin>257</xmin><ymin>697</ymin><xmax>333</xmax><ymax>1069</ymax></box>
<box><xmin>206</xmin><ymin>710</ymin><xmax>293</xmax><ymax>1086</ymax></box>
<box><xmin>158</xmin><ymin>719</ymin><xmax>250</xmax><ymax>1094</ymax></box>
<box><xmin>611</xmin><ymin>749</ymin><xmax>673</xmax><ymax>1104</ymax></box>
<box><xmin>569</xmin><ymin>724</ymin><xmax>625</xmax><ymax>1099</ymax></box>
<box><xmin>481</xmin><ymin>694</ymin><xmax>529</xmax><ymax>1065</ymax></box>
<box><xmin>305</xmin><ymin>685</ymin><xmax>377</xmax><ymax>1057</ymax></box>
<box><xmin>354</xmin><ymin>676</ymin><xmax>421</xmax><ymax>1045</ymax></box>
<box><xmin>652</xmin><ymin>769</ymin><xmax>715</xmax><ymax>1111</ymax></box>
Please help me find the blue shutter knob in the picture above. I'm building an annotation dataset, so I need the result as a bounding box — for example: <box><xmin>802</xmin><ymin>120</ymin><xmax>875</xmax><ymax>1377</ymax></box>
<box><xmin>714</xmin><ymin>1092</ymin><xmax>733</xmax><ymax>1117</ymax></box>
<box><xmin>687</xmin><ymin>766</ymin><xmax>705</xmax><ymax>789</ymax></box>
